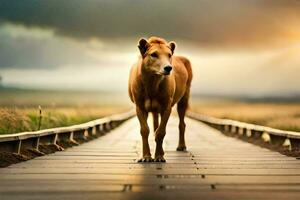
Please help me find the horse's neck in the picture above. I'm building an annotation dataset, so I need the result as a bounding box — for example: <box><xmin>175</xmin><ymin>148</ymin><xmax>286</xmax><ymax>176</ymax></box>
<box><xmin>142</xmin><ymin>73</ymin><xmax>164</xmax><ymax>99</ymax></box>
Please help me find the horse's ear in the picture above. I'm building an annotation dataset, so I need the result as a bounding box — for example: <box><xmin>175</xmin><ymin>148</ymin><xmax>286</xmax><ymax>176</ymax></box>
<box><xmin>169</xmin><ymin>41</ymin><xmax>176</xmax><ymax>54</ymax></box>
<box><xmin>138</xmin><ymin>38</ymin><xmax>149</xmax><ymax>57</ymax></box>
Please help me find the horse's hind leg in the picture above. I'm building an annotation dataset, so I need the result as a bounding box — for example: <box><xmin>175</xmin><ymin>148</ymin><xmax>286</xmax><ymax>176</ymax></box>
<box><xmin>176</xmin><ymin>92</ymin><xmax>189</xmax><ymax>151</ymax></box>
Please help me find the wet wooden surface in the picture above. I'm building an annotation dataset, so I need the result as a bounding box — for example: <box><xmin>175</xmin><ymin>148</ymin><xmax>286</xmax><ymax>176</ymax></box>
<box><xmin>1</xmin><ymin>116</ymin><xmax>300</xmax><ymax>200</ymax></box>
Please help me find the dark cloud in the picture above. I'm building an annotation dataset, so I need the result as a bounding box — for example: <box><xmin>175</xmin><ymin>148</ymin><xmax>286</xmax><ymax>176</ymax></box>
<box><xmin>0</xmin><ymin>25</ymin><xmax>101</xmax><ymax>69</ymax></box>
<box><xmin>0</xmin><ymin>0</ymin><xmax>300</xmax><ymax>50</ymax></box>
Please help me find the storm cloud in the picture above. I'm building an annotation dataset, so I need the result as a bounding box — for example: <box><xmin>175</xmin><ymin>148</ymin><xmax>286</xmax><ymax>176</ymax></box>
<box><xmin>0</xmin><ymin>0</ymin><xmax>300</xmax><ymax>50</ymax></box>
<box><xmin>0</xmin><ymin>0</ymin><xmax>299</xmax><ymax>96</ymax></box>
<box><xmin>0</xmin><ymin>23</ymin><xmax>135</xmax><ymax>69</ymax></box>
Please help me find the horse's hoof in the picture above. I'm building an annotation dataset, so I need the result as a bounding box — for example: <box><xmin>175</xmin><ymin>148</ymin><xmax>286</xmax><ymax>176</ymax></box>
<box><xmin>154</xmin><ymin>156</ymin><xmax>166</xmax><ymax>162</ymax></box>
<box><xmin>137</xmin><ymin>157</ymin><xmax>153</xmax><ymax>163</ymax></box>
<box><xmin>176</xmin><ymin>146</ymin><xmax>187</xmax><ymax>151</ymax></box>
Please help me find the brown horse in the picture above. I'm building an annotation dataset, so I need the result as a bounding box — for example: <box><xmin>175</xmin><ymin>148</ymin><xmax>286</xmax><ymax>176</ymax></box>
<box><xmin>128</xmin><ymin>36</ymin><xmax>193</xmax><ymax>162</ymax></box>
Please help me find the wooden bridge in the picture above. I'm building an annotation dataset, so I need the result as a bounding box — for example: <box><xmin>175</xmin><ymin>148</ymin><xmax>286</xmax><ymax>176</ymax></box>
<box><xmin>0</xmin><ymin>112</ymin><xmax>300</xmax><ymax>200</ymax></box>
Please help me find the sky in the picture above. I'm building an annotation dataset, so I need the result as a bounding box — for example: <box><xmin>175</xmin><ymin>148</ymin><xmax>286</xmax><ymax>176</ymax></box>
<box><xmin>0</xmin><ymin>0</ymin><xmax>300</xmax><ymax>97</ymax></box>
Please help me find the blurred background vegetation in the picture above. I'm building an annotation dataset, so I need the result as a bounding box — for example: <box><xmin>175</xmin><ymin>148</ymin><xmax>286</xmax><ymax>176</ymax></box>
<box><xmin>191</xmin><ymin>98</ymin><xmax>300</xmax><ymax>132</ymax></box>
<box><xmin>0</xmin><ymin>88</ymin><xmax>130</xmax><ymax>134</ymax></box>
<box><xmin>0</xmin><ymin>87</ymin><xmax>299</xmax><ymax>134</ymax></box>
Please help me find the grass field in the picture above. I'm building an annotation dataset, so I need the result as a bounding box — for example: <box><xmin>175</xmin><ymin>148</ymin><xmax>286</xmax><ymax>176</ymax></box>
<box><xmin>0</xmin><ymin>87</ymin><xmax>131</xmax><ymax>134</ymax></box>
<box><xmin>0</xmin><ymin>87</ymin><xmax>299</xmax><ymax>134</ymax></box>
<box><xmin>191</xmin><ymin>98</ymin><xmax>300</xmax><ymax>132</ymax></box>
<box><xmin>0</xmin><ymin>106</ymin><xmax>130</xmax><ymax>135</ymax></box>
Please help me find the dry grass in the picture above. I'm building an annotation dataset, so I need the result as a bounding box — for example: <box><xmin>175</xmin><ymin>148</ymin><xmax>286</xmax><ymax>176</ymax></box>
<box><xmin>191</xmin><ymin>100</ymin><xmax>300</xmax><ymax>132</ymax></box>
<box><xmin>0</xmin><ymin>88</ymin><xmax>132</xmax><ymax>135</ymax></box>
<box><xmin>1</xmin><ymin>88</ymin><xmax>299</xmax><ymax>134</ymax></box>
<box><xmin>0</xmin><ymin>106</ymin><xmax>130</xmax><ymax>135</ymax></box>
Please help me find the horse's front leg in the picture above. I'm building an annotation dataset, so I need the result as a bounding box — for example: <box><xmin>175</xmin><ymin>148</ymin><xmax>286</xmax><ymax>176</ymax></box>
<box><xmin>136</xmin><ymin>106</ymin><xmax>153</xmax><ymax>162</ymax></box>
<box><xmin>154</xmin><ymin>106</ymin><xmax>172</xmax><ymax>162</ymax></box>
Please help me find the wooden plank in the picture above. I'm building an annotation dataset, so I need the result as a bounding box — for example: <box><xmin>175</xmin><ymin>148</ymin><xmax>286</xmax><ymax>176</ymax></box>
<box><xmin>0</xmin><ymin>183</ymin><xmax>299</xmax><ymax>193</ymax></box>
<box><xmin>1</xmin><ymin>175</ymin><xmax>300</xmax><ymax>184</ymax></box>
<box><xmin>0</xmin><ymin>179</ymin><xmax>299</xmax><ymax>189</ymax></box>
<box><xmin>1</xmin><ymin>191</ymin><xmax>300</xmax><ymax>200</ymax></box>
<box><xmin>7</xmin><ymin>163</ymin><xmax>300</xmax><ymax>169</ymax></box>
<box><xmin>1</xmin><ymin>168</ymin><xmax>300</xmax><ymax>175</ymax></box>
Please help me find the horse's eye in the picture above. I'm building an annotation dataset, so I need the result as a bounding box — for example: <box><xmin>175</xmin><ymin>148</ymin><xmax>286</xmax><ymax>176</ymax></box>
<box><xmin>150</xmin><ymin>52</ymin><xmax>158</xmax><ymax>58</ymax></box>
<box><xmin>168</xmin><ymin>53</ymin><xmax>172</xmax><ymax>58</ymax></box>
